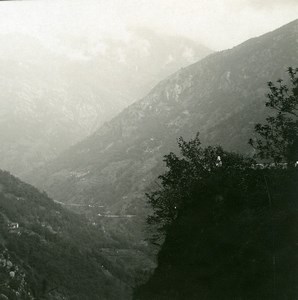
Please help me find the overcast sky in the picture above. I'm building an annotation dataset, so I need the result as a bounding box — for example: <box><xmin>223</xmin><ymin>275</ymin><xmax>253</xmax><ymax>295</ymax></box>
<box><xmin>0</xmin><ymin>0</ymin><xmax>297</xmax><ymax>51</ymax></box>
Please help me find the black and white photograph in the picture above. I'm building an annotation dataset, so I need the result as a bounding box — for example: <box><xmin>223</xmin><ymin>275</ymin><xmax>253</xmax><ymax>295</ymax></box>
<box><xmin>0</xmin><ymin>0</ymin><xmax>297</xmax><ymax>299</ymax></box>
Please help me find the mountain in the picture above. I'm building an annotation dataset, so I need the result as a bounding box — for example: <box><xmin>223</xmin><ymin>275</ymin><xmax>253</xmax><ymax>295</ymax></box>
<box><xmin>0</xmin><ymin>169</ymin><xmax>155</xmax><ymax>299</ymax></box>
<box><xmin>0</xmin><ymin>30</ymin><xmax>211</xmax><ymax>176</ymax></box>
<box><xmin>25</xmin><ymin>20</ymin><xmax>298</xmax><ymax>275</ymax></box>
<box><xmin>27</xmin><ymin>19</ymin><xmax>298</xmax><ymax>203</ymax></box>
<box><xmin>22</xmin><ymin>19</ymin><xmax>298</xmax><ymax>297</ymax></box>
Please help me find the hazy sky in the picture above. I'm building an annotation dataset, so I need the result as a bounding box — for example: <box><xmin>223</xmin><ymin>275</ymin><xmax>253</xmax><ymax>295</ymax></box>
<box><xmin>0</xmin><ymin>0</ymin><xmax>297</xmax><ymax>51</ymax></box>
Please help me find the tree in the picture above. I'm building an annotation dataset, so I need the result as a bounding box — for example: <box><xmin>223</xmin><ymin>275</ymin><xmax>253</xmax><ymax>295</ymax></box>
<box><xmin>140</xmin><ymin>69</ymin><xmax>298</xmax><ymax>299</ymax></box>
<box><xmin>146</xmin><ymin>133</ymin><xmax>253</xmax><ymax>243</ymax></box>
<box><xmin>249</xmin><ymin>67</ymin><xmax>298</xmax><ymax>164</ymax></box>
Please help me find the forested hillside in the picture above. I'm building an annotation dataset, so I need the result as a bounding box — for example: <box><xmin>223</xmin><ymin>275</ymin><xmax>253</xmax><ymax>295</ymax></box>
<box><xmin>134</xmin><ymin>142</ymin><xmax>298</xmax><ymax>299</ymax></box>
<box><xmin>0</xmin><ymin>170</ymin><xmax>147</xmax><ymax>299</ymax></box>
<box><xmin>134</xmin><ymin>67</ymin><xmax>298</xmax><ymax>299</ymax></box>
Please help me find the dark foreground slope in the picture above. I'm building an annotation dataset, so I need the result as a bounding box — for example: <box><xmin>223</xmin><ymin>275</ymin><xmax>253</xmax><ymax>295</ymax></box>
<box><xmin>0</xmin><ymin>170</ymin><xmax>135</xmax><ymax>299</ymax></box>
<box><xmin>27</xmin><ymin>20</ymin><xmax>298</xmax><ymax>217</ymax></box>
<box><xmin>134</xmin><ymin>166</ymin><xmax>298</xmax><ymax>300</ymax></box>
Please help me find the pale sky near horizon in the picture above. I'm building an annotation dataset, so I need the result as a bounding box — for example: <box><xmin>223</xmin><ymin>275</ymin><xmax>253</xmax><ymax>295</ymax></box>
<box><xmin>0</xmin><ymin>0</ymin><xmax>297</xmax><ymax>51</ymax></box>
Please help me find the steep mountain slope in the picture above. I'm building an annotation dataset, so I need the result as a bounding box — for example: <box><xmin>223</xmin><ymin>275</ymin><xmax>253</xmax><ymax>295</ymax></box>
<box><xmin>0</xmin><ymin>169</ymin><xmax>155</xmax><ymax>299</ymax></box>
<box><xmin>0</xmin><ymin>30</ymin><xmax>211</xmax><ymax>176</ymax></box>
<box><xmin>26</xmin><ymin>20</ymin><xmax>298</xmax><ymax>240</ymax></box>
<box><xmin>134</xmin><ymin>166</ymin><xmax>298</xmax><ymax>299</ymax></box>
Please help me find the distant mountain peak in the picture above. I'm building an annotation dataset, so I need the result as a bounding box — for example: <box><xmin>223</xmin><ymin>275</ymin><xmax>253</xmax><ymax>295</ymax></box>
<box><xmin>26</xmin><ymin>19</ymin><xmax>298</xmax><ymax>213</ymax></box>
<box><xmin>0</xmin><ymin>31</ymin><xmax>211</xmax><ymax>176</ymax></box>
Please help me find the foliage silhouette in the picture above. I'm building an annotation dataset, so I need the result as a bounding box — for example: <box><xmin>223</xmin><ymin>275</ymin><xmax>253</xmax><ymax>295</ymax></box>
<box><xmin>136</xmin><ymin>68</ymin><xmax>298</xmax><ymax>299</ymax></box>
<box><xmin>146</xmin><ymin>133</ymin><xmax>253</xmax><ymax>244</ymax></box>
<box><xmin>249</xmin><ymin>67</ymin><xmax>298</xmax><ymax>164</ymax></box>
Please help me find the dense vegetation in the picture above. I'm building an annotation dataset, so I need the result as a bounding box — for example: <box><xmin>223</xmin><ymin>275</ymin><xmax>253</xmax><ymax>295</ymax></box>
<box><xmin>249</xmin><ymin>67</ymin><xmax>298</xmax><ymax>164</ymax></box>
<box><xmin>136</xmin><ymin>165</ymin><xmax>298</xmax><ymax>299</ymax></box>
<box><xmin>134</xmin><ymin>68</ymin><xmax>298</xmax><ymax>299</ymax></box>
<box><xmin>0</xmin><ymin>170</ymin><xmax>132</xmax><ymax>299</ymax></box>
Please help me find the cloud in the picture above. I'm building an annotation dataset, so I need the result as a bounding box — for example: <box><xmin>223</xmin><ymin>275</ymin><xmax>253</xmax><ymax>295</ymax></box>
<box><xmin>245</xmin><ymin>0</ymin><xmax>298</xmax><ymax>8</ymax></box>
<box><xmin>0</xmin><ymin>0</ymin><xmax>297</xmax><ymax>51</ymax></box>
<box><xmin>227</xmin><ymin>0</ymin><xmax>298</xmax><ymax>11</ymax></box>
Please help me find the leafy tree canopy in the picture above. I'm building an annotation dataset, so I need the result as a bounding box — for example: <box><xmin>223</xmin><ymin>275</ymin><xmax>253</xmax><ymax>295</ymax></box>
<box><xmin>249</xmin><ymin>67</ymin><xmax>298</xmax><ymax>164</ymax></box>
<box><xmin>146</xmin><ymin>133</ymin><xmax>254</xmax><ymax>243</ymax></box>
<box><xmin>138</xmin><ymin>67</ymin><xmax>298</xmax><ymax>300</ymax></box>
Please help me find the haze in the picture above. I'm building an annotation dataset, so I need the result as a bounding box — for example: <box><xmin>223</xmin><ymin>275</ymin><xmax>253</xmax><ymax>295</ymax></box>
<box><xmin>0</xmin><ymin>0</ymin><xmax>297</xmax><ymax>51</ymax></box>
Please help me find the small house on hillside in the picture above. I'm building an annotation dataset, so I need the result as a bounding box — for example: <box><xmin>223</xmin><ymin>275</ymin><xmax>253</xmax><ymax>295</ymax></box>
<box><xmin>8</xmin><ymin>222</ymin><xmax>19</xmax><ymax>230</ymax></box>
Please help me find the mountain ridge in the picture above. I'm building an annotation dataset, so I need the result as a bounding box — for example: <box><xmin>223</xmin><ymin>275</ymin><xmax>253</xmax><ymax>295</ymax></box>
<box><xmin>25</xmin><ymin>19</ymin><xmax>298</xmax><ymax>245</ymax></box>
<box><xmin>0</xmin><ymin>169</ymin><xmax>138</xmax><ymax>299</ymax></box>
<box><xmin>0</xmin><ymin>30</ymin><xmax>211</xmax><ymax>176</ymax></box>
